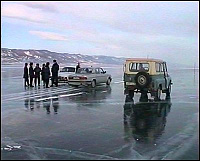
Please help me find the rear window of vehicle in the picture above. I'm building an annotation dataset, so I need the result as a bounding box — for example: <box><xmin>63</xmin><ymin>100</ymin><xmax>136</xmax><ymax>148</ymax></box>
<box><xmin>61</xmin><ymin>67</ymin><xmax>75</xmax><ymax>72</ymax></box>
<box><xmin>77</xmin><ymin>68</ymin><xmax>93</xmax><ymax>74</ymax></box>
<box><xmin>129</xmin><ymin>63</ymin><xmax>149</xmax><ymax>72</ymax></box>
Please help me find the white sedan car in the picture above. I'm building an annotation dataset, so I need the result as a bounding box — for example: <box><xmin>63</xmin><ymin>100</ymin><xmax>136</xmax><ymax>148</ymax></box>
<box><xmin>58</xmin><ymin>67</ymin><xmax>76</xmax><ymax>83</ymax></box>
<box><xmin>68</xmin><ymin>67</ymin><xmax>112</xmax><ymax>88</ymax></box>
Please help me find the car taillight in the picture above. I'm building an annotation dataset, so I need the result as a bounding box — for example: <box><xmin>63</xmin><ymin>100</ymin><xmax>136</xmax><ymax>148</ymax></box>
<box><xmin>79</xmin><ymin>76</ymin><xmax>87</xmax><ymax>80</ymax></box>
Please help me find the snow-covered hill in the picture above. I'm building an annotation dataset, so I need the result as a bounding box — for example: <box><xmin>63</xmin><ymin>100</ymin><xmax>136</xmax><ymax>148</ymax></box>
<box><xmin>1</xmin><ymin>48</ymin><xmax>125</xmax><ymax>66</ymax></box>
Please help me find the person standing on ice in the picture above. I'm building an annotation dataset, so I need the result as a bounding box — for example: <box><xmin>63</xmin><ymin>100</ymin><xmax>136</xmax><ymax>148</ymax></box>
<box><xmin>51</xmin><ymin>60</ymin><xmax>59</xmax><ymax>87</ymax></box>
<box><xmin>41</xmin><ymin>63</ymin><xmax>46</xmax><ymax>87</ymax></box>
<box><xmin>76</xmin><ymin>62</ymin><xmax>80</xmax><ymax>73</ymax></box>
<box><xmin>34</xmin><ymin>63</ymin><xmax>41</xmax><ymax>87</ymax></box>
<box><xmin>29</xmin><ymin>62</ymin><xmax>34</xmax><ymax>87</ymax></box>
<box><xmin>23</xmin><ymin>63</ymin><xmax>29</xmax><ymax>87</ymax></box>
<box><xmin>44</xmin><ymin>62</ymin><xmax>51</xmax><ymax>88</ymax></box>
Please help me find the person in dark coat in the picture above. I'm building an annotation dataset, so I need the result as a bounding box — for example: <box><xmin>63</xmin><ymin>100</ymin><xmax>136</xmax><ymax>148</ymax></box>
<box><xmin>34</xmin><ymin>63</ymin><xmax>41</xmax><ymax>87</ymax></box>
<box><xmin>41</xmin><ymin>64</ymin><xmax>46</xmax><ymax>86</ymax></box>
<box><xmin>29</xmin><ymin>62</ymin><xmax>34</xmax><ymax>87</ymax></box>
<box><xmin>76</xmin><ymin>62</ymin><xmax>80</xmax><ymax>73</ymax></box>
<box><xmin>51</xmin><ymin>60</ymin><xmax>59</xmax><ymax>87</ymax></box>
<box><xmin>23</xmin><ymin>63</ymin><xmax>29</xmax><ymax>87</ymax></box>
<box><xmin>44</xmin><ymin>62</ymin><xmax>51</xmax><ymax>88</ymax></box>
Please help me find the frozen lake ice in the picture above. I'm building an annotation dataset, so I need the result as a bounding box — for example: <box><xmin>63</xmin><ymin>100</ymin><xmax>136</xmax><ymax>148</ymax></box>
<box><xmin>1</xmin><ymin>65</ymin><xmax>199</xmax><ymax>160</ymax></box>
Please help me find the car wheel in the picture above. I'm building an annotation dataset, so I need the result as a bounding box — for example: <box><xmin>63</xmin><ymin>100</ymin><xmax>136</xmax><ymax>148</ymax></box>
<box><xmin>155</xmin><ymin>88</ymin><xmax>161</xmax><ymax>101</ymax></box>
<box><xmin>128</xmin><ymin>90</ymin><xmax>134</xmax><ymax>99</ymax></box>
<box><xmin>135</xmin><ymin>72</ymin><xmax>151</xmax><ymax>89</ymax></box>
<box><xmin>91</xmin><ymin>80</ymin><xmax>96</xmax><ymax>88</ymax></box>
<box><xmin>166</xmin><ymin>84</ymin><xmax>171</xmax><ymax>97</ymax></box>
<box><xmin>106</xmin><ymin>78</ymin><xmax>111</xmax><ymax>85</ymax></box>
<box><xmin>140</xmin><ymin>91</ymin><xmax>148</xmax><ymax>102</ymax></box>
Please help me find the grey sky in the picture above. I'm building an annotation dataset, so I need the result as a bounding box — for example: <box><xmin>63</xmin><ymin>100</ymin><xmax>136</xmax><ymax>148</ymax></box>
<box><xmin>1</xmin><ymin>1</ymin><xmax>199</xmax><ymax>66</ymax></box>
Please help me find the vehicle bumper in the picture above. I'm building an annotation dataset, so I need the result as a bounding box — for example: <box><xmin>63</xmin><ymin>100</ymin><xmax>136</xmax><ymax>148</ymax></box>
<box><xmin>124</xmin><ymin>85</ymin><xmax>157</xmax><ymax>95</ymax></box>
<box><xmin>124</xmin><ymin>85</ymin><xmax>137</xmax><ymax>94</ymax></box>
<box><xmin>58</xmin><ymin>79</ymin><xmax>68</xmax><ymax>83</ymax></box>
<box><xmin>68</xmin><ymin>80</ymin><xmax>92</xmax><ymax>86</ymax></box>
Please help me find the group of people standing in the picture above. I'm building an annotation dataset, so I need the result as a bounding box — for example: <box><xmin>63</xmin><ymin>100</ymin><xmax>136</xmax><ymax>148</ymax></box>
<box><xmin>23</xmin><ymin>60</ymin><xmax>59</xmax><ymax>88</ymax></box>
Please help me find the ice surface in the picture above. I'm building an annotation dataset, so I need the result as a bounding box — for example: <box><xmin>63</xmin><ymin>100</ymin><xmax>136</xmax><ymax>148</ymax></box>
<box><xmin>1</xmin><ymin>66</ymin><xmax>199</xmax><ymax>160</ymax></box>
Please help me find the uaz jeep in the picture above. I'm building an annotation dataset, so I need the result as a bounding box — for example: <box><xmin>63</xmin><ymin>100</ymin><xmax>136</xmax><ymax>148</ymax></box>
<box><xmin>123</xmin><ymin>58</ymin><xmax>172</xmax><ymax>100</ymax></box>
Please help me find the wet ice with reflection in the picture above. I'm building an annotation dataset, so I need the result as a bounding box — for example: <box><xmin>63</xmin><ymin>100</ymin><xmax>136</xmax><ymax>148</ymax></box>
<box><xmin>1</xmin><ymin>66</ymin><xmax>199</xmax><ymax>160</ymax></box>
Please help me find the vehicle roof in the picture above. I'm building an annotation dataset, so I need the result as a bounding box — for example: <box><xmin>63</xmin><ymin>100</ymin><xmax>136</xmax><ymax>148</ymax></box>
<box><xmin>125</xmin><ymin>58</ymin><xmax>164</xmax><ymax>63</ymax></box>
<box><xmin>80</xmin><ymin>67</ymin><xmax>102</xmax><ymax>69</ymax></box>
<box><xmin>62</xmin><ymin>66</ymin><xmax>75</xmax><ymax>68</ymax></box>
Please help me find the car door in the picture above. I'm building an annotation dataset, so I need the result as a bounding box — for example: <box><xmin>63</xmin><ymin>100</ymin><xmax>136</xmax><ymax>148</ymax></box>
<box><xmin>163</xmin><ymin>62</ymin><xmax>170</xmax><ymax>89</ymax></box>
<box><xmin>94</xmin><ymin>68</ymin><xmax>101</xmax><ymax>83</ymax></box>
<box><xmin>160</xmin><ymin>63</ymin><xmax>166</xmax><ymax>90</ymax></box>
<box><xmin>99</xmin><ymin>68</ymin><xmax>107</xmax><ymax>83</ymax></box>
<box><xmin>155</xmin><ymin>63</ymin><xmax>165</xmax><ymax>90</ymax></box>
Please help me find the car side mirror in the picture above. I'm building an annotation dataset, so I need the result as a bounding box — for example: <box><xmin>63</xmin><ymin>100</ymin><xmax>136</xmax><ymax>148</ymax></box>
<box><xmin>103</xmin><ymin>71</ymin><xmax>106</xmax><ymax>74</ymax></box>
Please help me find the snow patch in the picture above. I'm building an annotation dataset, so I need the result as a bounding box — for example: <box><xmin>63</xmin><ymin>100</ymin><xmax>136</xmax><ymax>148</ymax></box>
<box><xmin>24</xmin><ymin>51</ymin><xmax>32</xmax><ymax>56</ymax></box>
<box><xmin>34</xmin><ymin>55</ymin><xmax>40</xmax><ymax>59</ymax></box>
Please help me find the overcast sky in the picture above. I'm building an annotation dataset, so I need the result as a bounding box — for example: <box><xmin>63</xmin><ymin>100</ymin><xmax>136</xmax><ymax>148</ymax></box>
<box><xmin>1</xmin><ymin>1</ymin><xmax>199</xmax><ymax>66</ymax></box>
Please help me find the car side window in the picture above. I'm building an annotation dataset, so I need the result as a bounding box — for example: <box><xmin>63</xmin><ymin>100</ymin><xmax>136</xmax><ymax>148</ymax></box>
<box><xmin>156</xmin><ymin>63</ymin><xmax>164</xmax><ymax>73</ymax></box>
<box><xmin>99</xmin><ymin>68</ymin><xmax>104</xmax><ymax>74</ymax></box>
<box><xmin>156</xmin><ymin>63</ymin><xmax>160</xmax><ymax>72</ymax></box>
<box><xmin>160</xmin><ymin>63</ymin><xmax>164</xmax><ymax>72</ymax></box>
<box><xmin>95</xmin><ymin>68</ymin><xmax>100</xmax><ymax>74</ymax></box>
<box><xmin>91</xmin><ymin>69</ymin><xmax>96</xmax><ymax>74</ymax></box>
<box><xmin>164</xmin><ymin>63</ymin><xmax>168</xmax><ymax>72</ymax></box>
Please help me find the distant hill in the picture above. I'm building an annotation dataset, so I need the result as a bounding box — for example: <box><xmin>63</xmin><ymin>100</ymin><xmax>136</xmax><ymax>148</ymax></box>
<box><xmin>1</xmin><ymin>48</ymin><xmax>125</xmax><ymax>66</ymax></box>
<box><xmin>1</xmin><ymin>48</ymin><xmax>195</xmax><ymax>69</ymax></box>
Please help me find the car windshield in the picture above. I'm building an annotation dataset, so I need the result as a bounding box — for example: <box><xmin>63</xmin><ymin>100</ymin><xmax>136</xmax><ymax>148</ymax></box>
<box><xmin>61</xmin><ymin>67</ymin><xmax>75</xmax><ymax>72</ymax></box>
<box><xmin>76</xmin><ymin>68</ymin><xmax>93</xmax><ymax>74</ymax></box>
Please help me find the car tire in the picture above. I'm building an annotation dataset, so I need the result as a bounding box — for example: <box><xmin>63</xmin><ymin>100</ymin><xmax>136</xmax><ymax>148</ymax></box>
<box><xmin>106</xmin><ymin>78</ymin><xmax>111</xmax><ymax>85</ymax></box>
<box><xmin>140</xmin><ymin>91</ymin><xmax>148</xmax><ymax>102</ymax></box>
<box><xmin>155</xmin><ymin>88</ymin><xmax>161</xmax><ymax>101</ymax></box>
<box><xmin>135</xmin><ymin>72</ymin><xmax>151</xmax><ymax>89</ymax></box>
<box><xmin>166</xmin><ymin>83</ymin><xmax>171</xmax><ymax>97</ymax></box>
<box><xmin>128</xmin><ymin>90</ymin><xmax>134</xmax><ymax>99</ymax></box>
<box><xmin>91</xmin><ymin>80</ymin><xmax>96</xmax><ymax>88</ymax></box>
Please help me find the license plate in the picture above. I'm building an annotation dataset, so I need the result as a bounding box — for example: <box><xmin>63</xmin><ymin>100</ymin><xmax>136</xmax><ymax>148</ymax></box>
<box><xmin>73</xmin><ymin>77</ymin><xmax>80</xmax><ymax>80</ymax></box>
<box><xmin>126</xmin><ymin>82</ymin><xmax>136</xmax><ymax>85</ymax></box>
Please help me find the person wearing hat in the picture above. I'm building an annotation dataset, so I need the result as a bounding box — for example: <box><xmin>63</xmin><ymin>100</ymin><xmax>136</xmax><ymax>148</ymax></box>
<box><xmin>34</xmin><ymin>63</ymin><xmax>41</xmax><ymax>87</ymax></box>
<box><xmin>41</xmin><ymin>63</ymin><xmax>46</xmax><ymax>86</ymax></box>
<box><xmin>23</xmin><ymin>63</ymin><xmax>29</xmax><ymax>87</ymax></box>
<box><xmin>44</xmin><ymin>62</ymin><xmax>51</xmax><ymax>88</ymax></box>
<box><xmin>51</xmin><ymin>60</ymin><xmax>59</xmax><ymax>87</ymax></box>
<box><xmin>29</xmin><ymin>62</ymin><xmax>34</xmax><ymax>87</ymax></box>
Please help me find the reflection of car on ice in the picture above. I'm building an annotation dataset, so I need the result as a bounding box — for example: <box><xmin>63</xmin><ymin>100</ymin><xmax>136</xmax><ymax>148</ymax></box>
<box><xmin>58</xmin><ymin>67</ymin><xmax>76</xmax><ymax>83</ymax></box>
<box><xmin>67</xmin><ymin>86</ymin><xmax>112</xmax><ymax>107</ymax></box>
<box><xmin>68</xmin><ymin>67</ymin><xmax>112</xmax><ymax>88</ymax></box>
<box><xmin>123</xmin><ymin>58</ymin><xmax>172</xmax><ymax>100</ymax></box>
<box><xmin>123</xmin><ymin>96</ymin><xmax>172</xmax><ymax>143</ymax></box>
